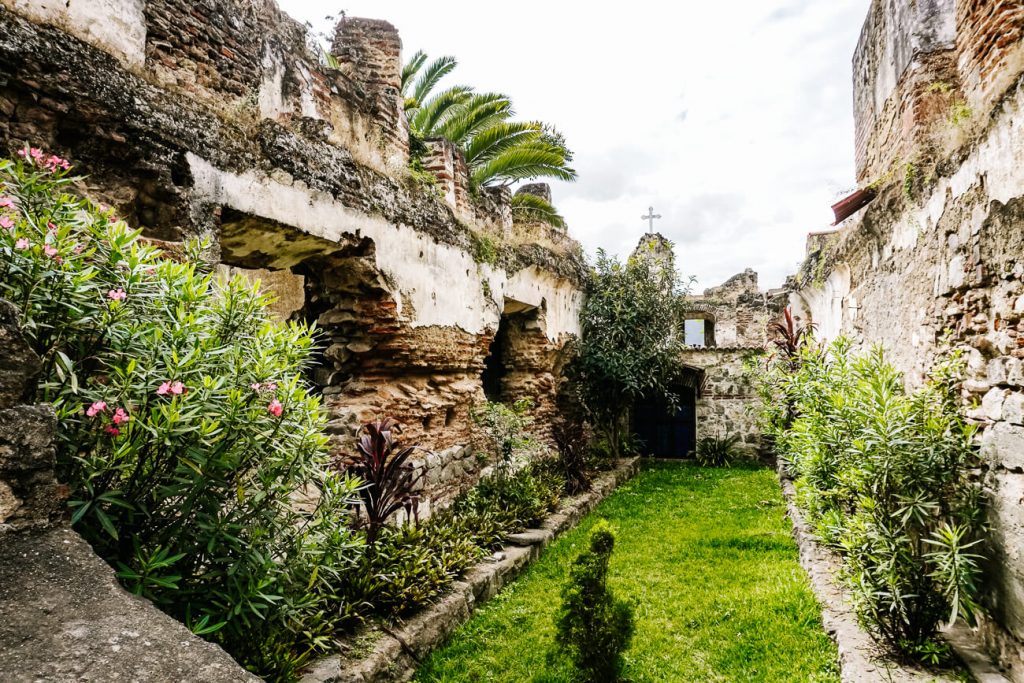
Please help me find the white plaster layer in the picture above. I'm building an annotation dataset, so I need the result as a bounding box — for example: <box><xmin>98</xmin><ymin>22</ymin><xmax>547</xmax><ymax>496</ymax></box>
<box><xmin>3</xmin><ymin>0</ymin><xmax>146</xmax><ymax>68</ymax></box>
<box><xmin>186</xmin><ymin>155</ymin><xmax>580</xmax><ymax>341</ymax></box>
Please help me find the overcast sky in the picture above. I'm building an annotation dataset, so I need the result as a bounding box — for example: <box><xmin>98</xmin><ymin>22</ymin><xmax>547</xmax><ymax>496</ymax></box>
<box><xmin>278</xmin><ymin>0</ymin><xmax>871</xmax><ymax>291</ymax></box>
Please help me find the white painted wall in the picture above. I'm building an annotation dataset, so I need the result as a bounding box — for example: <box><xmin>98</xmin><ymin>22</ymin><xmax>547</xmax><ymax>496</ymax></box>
<box><xmin>3</xmin><ymin>0</ymin><xmax>146</xmax><ymax>68</ymax></box>
<box><xmin>186</xmin><ymin>155</ymin><xmax>582</xmax><ymax>341</ymax></box>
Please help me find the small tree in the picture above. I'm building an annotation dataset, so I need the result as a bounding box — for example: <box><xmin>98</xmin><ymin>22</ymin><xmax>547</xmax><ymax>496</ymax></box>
<box><xmin>555</xmin><ymin>520</ymin><xmax>634</xmax><ymax>682</ymax></box>
<box><xmin>570</xmin><ymin>238</ymin><xmax>691</xmax><ymax>457</ymax></box>
<box><xmin>472</xmin><ymin>398</ymin><xmax>535</xmax><ymax>478</ymax></box>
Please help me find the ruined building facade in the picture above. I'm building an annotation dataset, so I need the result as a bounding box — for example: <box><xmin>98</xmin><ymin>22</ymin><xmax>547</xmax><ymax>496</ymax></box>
<box><xmin>0</xmin><ymin>0</ymin><xmax>587</xmax><ymax>508</ymax></box>
<box><xmin>790</xmin><ymin>0</ymin><xmax>1024</xmax><ymax>676</ymax></box>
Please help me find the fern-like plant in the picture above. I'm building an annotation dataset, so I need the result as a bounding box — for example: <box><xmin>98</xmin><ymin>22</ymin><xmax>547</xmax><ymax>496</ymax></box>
<box><xmin>695</xmin><ymin>432</ymin><xmax>741</xmax><ymax>467</ymax></box>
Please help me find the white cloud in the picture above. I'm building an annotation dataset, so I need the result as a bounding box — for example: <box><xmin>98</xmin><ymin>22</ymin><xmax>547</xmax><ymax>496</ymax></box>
<box><xmin>278</xmin><ymin>0</ymin><xmax>872</xmax><ymax>290</ymax></box>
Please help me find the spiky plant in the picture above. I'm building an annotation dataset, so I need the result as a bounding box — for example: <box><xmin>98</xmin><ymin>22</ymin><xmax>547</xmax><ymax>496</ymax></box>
<box><xmin>511</xmin><ymin>192</ymin><xmax>567</xmax><ymax>229</ymax></box>
<box><xmin>342</xmin><ymin>417</ymin><xmax>422</xmax><ymax>545</ymax></box>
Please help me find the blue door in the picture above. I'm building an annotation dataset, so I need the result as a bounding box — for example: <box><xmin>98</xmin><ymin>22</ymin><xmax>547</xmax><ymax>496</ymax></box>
<box><xmin>633</xmin><ymin>387</ymin><xmax>697</xmax><ymax>458</ymax></box>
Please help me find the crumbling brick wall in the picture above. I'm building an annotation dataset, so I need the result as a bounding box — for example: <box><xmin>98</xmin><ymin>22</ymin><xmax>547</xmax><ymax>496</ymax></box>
<box><xmin>793</xmin><ymin>0</ymin><xmax>1024</xmax><ymax>675</ymax></box>
<box><xmin>0</xmin><ymin>1</ymin><xmax>587</xmax><ymax>511</ymax></box>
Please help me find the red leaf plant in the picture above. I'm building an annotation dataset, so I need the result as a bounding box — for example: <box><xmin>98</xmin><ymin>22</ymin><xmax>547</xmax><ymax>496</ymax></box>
<box><xmin>341</xmin><ymin>417</ymin><xmax>423</xmax><ymax>545</ymax></box>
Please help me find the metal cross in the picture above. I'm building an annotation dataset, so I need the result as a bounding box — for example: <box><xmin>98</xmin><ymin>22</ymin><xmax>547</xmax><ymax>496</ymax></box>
<box><xmin>641</xmin><ymin>206</ymin><xmax>662</xmax><ymax>232</ymax></box>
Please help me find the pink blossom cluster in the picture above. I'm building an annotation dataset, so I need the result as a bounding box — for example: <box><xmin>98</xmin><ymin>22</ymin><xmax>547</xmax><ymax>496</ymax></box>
<box><xmin>85</xmin><ymin>401</ymin><xmax>130</xmax><ymax>437</ymax></box>
<box><xmin>107</xmin><ymin>288</ymin><xmax>127</xmax><ymax>301</ymax></box>
<box><xmin>18</xmin><ymin>147</ymin><xmax>70</xmax><ymax>173</ymax></box>
<box><xmin>157</xmin><ymin>380</ymin><xmax>186</xmax><ymax>396</ymax></box>
<box><xmin>0</xmin><ymin>216</ymin><xmax>12</xmax><ymax>230</ymax></box>
<box><xmin>0</xmin><ymin>197</ymin><xmax>13</xmax><ymax>209</ymax></box>
<box><xmin>267</xmin><ymin>399</ymin><xmax>283</xmax><ymax>417</ymax></box>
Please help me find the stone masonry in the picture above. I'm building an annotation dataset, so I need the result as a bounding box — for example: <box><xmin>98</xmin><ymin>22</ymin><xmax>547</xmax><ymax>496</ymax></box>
<box><xmin>0</xmin><ymin>0</ymin><xmax>587</xmax><ymax>510</ymax></box>
<box><xmin>683</xmin><ymin>269</ymin><xmax>785</xmax><ymax>457</ymax></box>
<box><xmin>792</xmin><ymin>0</ymin><xmax>1024</xmax><ymax>677</ymax></box>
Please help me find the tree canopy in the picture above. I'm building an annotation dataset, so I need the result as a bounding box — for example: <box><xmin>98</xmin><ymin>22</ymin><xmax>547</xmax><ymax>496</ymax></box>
<box><xmin>570</xmin><ymin>237</ymin><xmax>693</xmax><ymax>456</ymax></box>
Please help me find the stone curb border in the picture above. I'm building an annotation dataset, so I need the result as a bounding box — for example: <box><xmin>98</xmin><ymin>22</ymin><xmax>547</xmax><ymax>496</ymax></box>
<box><xmin>777</xmin><ymin>463</ymin><xmax>1008</xmax><ymax>683</ymax></box>
<box><xmin>301</xmin><ymin>457</ymin><xmax>641</xmax><ymax>683</ymax></box>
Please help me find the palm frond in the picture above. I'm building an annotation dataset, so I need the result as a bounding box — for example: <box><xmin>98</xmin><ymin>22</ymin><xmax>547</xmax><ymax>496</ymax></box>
<box><xmin>411</xmin><ymin>86</ymin><xmax>473</xmax><ymax>137</ymax></box>
<box><xmin>511</xmin><ymin>192</ymin><xmax>567</xmax><ymax>230</ymax></box>
<box><xmin>464</xmin><ymin>121</ymin><xmax>543</xmax><ymax>164</ymax></box>
<box><xmin>412</xmin><ymin>55</ymin><xmax>458</xmax><ymax>110</ymax></box>
<box><xmin>401</xmin><ymin>50</ymin><xmax>427</xmax><ymax>97</ymax></box>
<box><xmin>472</xmin><ymin>141</ymin><xmax>578</xmax><ymax>187</ymax></box>
<box><xmin>436</xmin><ymin>93</ymin><xmax>514</xmax><ymax>145</ymax></box>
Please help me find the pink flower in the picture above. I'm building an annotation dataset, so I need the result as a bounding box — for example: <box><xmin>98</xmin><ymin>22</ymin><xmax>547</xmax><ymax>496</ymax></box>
<box><xmin>46</xmin><ymin>222</ymin><xmax>57</xmax><ymax>233</ymax></box>
<box><xmin>43</xmin><ymin>244</ymin><xmax>58</xmax><ymax>258</ymax></box>
<box><xmin>0</xmin><ymin>216</ymin><xmax>13</xmax><ymax>230</ymax></box>
<box><xmin>157</xmin><ymin>380</ymin><xmax>186</xmax><ymax>396</ymax></box>
<box><xmin>44</xmin><ymin>155</ymin><xmax>70</xmax><ymax>172</ymax></box>
<box><xmin>16</xmin><ymin>149</ymin><xmax>25</xmax><ymax>158</ymax></box>
<box><xmin>107</xmin><ymin>288</ymin><xmax>127</xmax><ymax>301</ymax></box>
<box><xmin>264</xmin><ymin>382</ymin><xmax>277</xmax><ymax>391</ymax></box>
<box><xmin>0</xmin><ymin>197</ymin><xmax>12</xmax><ymax>208</ymax></box>
<box><xmin>86</xmin><ymin>401</ymin><xmax>107</xmax><ymax>417</ymax></box>
<box><xmin>15</xmin><ymin>238</ymin><xmax>29</xmax><ymax>250</ymax></box>
<box><xmin>111</xmin><ymin>407</ymin><xmax>130</xmax><ymax>425</ymax></box>
<box><xmin>267</xmin><ymin>399</ymin><xmax>283</xmax><ymax>417</ymax></box>
<box><xmin>29</xmin><ymin>148</ymin><xmax>43</xmax><ymax>160</ymax></box>
<box><xmin>105</xmin><ymin>425</ymin><xmax>121</xmax><ymax>437</ymax></box>
<box><xmin>250</xmin><ymin>382</ymin><xmax>261</xmax><ymax>391</ymax></box>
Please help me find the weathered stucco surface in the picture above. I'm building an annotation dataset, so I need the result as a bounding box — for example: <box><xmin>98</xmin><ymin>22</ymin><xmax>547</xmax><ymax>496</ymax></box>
<box><xmin>793</xmin><ymin>0</ymin><xmax>1024</xmax><ymax>676</ymax></box>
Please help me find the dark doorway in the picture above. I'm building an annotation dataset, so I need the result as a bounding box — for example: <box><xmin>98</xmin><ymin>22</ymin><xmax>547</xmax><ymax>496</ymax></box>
<box><xmin>482</xmin><ymin>314</ymin><xmax>511</xmax><ymax>401</ymax></box>
<box><xmin>633</xmin><ymin>387</ymin><xmax>697</xmax><ymax>458</ymax></box>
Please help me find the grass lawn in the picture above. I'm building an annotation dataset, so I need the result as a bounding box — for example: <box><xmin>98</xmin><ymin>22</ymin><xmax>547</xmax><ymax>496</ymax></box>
<box><xmin>413</xmin><ymin>461</ymin><xmax>839</xmax><ymax>682</ymax></box>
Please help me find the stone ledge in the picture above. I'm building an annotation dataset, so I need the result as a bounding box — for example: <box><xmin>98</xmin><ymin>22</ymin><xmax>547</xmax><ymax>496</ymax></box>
<box><xmin>0</xmin><ymin>527</ymin><xmax>257</xmax><ymax>683</ymax></box>
<box><xmin>301</xmin><ymin>457</ymin><xmax>641</xmax><ymax>683</ymax></box>
<box><xmin>778</xmin><ymin>462</ymin><xmax>1006</xmax><ymax>683</ymax></box>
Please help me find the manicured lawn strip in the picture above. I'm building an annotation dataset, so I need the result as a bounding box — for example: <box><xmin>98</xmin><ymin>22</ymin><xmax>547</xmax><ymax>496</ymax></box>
<box><xmin>413</xmin><ymin>461</ymin><xmax>840</xmax><ymax>682</ymax></box>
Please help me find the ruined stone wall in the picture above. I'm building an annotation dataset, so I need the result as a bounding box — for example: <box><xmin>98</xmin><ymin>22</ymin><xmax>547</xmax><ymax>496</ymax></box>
<box><xmin>793</xmin><ymin>0</ymin><xmax>1024</xmax><ymax>675</ymax></box>
<box><xmin>679</xmin><ymin>348</ymin><xmax>764</xmax><ymax>457</ymax></box>
<box><xmin>682</xmin><ymin>269</ymin><xmax>781</xmax><ymax>457</ymax></box>
<box><xmin>852</xmin><ymin>0</ymin><xmax>959</xmax><ymax>182</ymax></box>
<box><xmin>0</xmin><ymin>1</ymin><xmax>586</xmax><ymax>510</ymax></box>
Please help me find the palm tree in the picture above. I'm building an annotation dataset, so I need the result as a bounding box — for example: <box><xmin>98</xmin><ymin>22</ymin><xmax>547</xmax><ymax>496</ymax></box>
<box><xmin>401</xmin><ymin>51</ymin><xmax>577</xmax><ymax>194</ymax></box>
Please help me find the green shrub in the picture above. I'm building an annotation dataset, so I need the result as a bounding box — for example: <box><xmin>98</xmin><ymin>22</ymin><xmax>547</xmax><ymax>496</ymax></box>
<box><xmin>555</xmin><ymin>520</ymin><xmax>634</xmax><ymax>682</ymax></box>
<box><xmin>0</xmin><ymin>149</ymin><xmax>362</xmax><ymax>680</ymax></box>
<box><xmin>694</xmin><ymin>432</ymin><xmax>741</xmax><ymax>467</ymax></box>
<box><xmin>754</xmin><ymin>336</ymin><xmax>984</xmax><ymax>659</ymax></box>
<box><xmin>472</xmin><ymin>398</ymin><xmax>536</xmax><ymax>476</ymax></box>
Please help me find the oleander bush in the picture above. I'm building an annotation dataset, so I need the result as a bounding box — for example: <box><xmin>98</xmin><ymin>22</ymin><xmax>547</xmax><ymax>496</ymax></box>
<box><xmin>754</xmin><ymin>333</ymin><xmax>985</xmax><ymax>661</ymax></box>
<box><xmin>0</xmin><ymin>148</ymin><xmax>365</xmax><ymax>680</ymax></box>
